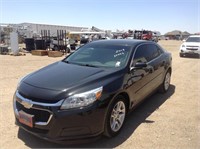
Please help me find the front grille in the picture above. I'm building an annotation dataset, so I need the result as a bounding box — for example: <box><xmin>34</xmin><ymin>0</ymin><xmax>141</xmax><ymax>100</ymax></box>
<box><xmin>186</xmin><ymin>45</ymin><xmax>199</xmax><ymax>51</ymax></box>
<box><xmin>186</xmin><ymin>45</ymin><xmax>199</xmax><ymax>47</ymax></box>
<box><xmin>16</xmin><ymin>101</ymin><xmax>50</xmax><ymax>122</ymax></box>
<box><xmin>186</xmin><ymin>48</ymin><xmax>198</xmax><ymax>50</ymax></box>
<box><xmin>18</xmin><ymin>91</ymin><xmax>60</xmax><ymax>104</ymax></box>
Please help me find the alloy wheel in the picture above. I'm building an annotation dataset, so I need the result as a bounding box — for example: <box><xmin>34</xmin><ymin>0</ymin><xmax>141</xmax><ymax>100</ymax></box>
<box><xmin>164</xmin><ymin>72</ymin><xmax>171</xmax><ymax>91</ymax></box>
<box><xmin>110</xmin><ymin>101</ymin><xmax>126</xmax><ymax>132</ymax></box>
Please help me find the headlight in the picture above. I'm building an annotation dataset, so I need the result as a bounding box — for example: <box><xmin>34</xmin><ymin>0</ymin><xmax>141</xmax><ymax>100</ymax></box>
<box><xmin>182</xmin><ymin>45</ymin><xmax>185</xmax><ymax>47</ymax></box>
<box><xmin>60</xmin><ymin>86</ymin><xmax>103</xmax><ymax>110</ymax></box>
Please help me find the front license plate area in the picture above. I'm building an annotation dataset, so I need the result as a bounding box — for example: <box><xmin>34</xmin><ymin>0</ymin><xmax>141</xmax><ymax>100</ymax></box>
<box><xmin>188</xmin><ymin>51</ymin><xmax>194</xmax><ymax>53</ymax></box>
<box><xmin>19</xmin><ymin>110</ymin><xmax>34</xmax><ymax>128</ymax></box>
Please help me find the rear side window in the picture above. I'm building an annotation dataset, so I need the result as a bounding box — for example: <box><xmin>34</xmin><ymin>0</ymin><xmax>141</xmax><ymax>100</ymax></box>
<box><xmin>148</xmin><ymin>44</ymin><xmax>160</xmax><ymax>60</ymax></box>
<box><xmin>133</xmin><ymin>44</ymin><xmax>160</xmax><ymax>64</ymax></box>
<box><xmin>156</xmin><ymin>44</ymin><xmax>165</xmax><ymax>54</ymax></box>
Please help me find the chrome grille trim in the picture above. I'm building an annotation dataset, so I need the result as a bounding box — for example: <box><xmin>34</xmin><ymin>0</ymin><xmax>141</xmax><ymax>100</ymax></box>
<box><xmin>16</xmin><ymin>91</ymin><xmax>64</xmax><ymax>107</ymax></box>
<box><xmin>35</xmin><ymin>114</ymin><xmax>53</xmax><ymax>126</ymax></box>
<box><xmin>14</xmin><ymin>91</ymin><xmax>64</xmax><ymax>126</ymax></box>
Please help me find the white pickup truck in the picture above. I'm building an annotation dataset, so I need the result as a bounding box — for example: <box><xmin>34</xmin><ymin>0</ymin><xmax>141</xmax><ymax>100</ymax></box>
<box><xmin>50</xmin><ymin>38</ymin><xmax>74</xmax><ymax>53</ymax></box>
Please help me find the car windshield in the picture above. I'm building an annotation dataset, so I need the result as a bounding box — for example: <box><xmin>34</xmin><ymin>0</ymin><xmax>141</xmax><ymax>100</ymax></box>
<box><xmin>186</xmin><ymin>37</ymin><xmax>200</xmax><ymax>42</ymax></box>
<box><xmin>64</xmin><ymin>43</ymin><xmax>132</xmax><ymax>68</ymax></box>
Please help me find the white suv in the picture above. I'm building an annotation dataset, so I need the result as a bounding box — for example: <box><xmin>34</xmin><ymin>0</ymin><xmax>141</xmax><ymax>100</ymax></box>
<box><xmin>179</xmin><ymin>35</ymin><xmax>200</xmax><ymax>57</ymax></box>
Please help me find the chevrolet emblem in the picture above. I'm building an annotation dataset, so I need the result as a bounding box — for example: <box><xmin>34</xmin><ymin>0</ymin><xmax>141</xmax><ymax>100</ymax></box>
<box><xmin>21</xmin><ymin>100</ymin><xmax>33</xmax><ymax>109</ymax></box>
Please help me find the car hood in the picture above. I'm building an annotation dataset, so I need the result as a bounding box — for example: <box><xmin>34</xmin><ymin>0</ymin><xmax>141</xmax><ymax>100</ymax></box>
<box><xmin>182</xmin><ymin>42</ymin><xmax>200</xmax><ymax>46</ymax></box>
<box><xmin>22</xmin><ymin>61</ymin><xmax>113</xmax><ymax>91</ymax></box>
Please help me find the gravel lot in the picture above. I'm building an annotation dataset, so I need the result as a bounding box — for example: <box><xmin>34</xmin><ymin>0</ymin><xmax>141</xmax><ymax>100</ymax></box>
<box><xmin>0</xmin><ymin>40</ymin><xmax>199</xmax><ymax>148</ymax></box>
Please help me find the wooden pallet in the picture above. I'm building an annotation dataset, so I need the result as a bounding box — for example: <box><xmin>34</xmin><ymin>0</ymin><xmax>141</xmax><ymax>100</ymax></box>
<box><xmin>48</xmin><ymin>51</ymin><xmax>63</xmax><ymax>57</ymax></box>
<box><xmin>31</xmin><ymin>50</ymin><xmax>48</xmax><ymax>56</ymax></box>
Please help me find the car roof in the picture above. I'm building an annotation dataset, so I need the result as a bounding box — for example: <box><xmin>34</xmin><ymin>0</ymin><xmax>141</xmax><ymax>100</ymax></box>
<box><xmin>89</xmin><ymin>39</ymin><xmax>153</xmax><ymax>47</ymax></box>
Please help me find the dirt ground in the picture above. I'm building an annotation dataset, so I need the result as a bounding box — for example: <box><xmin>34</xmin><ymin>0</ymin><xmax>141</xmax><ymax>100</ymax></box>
<box><xmin>0</xmin><ymin>40</ymin><xmax>199</xmax><ymax>149</ymax></box>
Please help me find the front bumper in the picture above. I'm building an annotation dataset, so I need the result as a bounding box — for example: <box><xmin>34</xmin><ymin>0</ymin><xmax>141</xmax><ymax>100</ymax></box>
<box><xmin>180</xmin><ymin>47</ymin><xmax>200</xmax><ymax>56</ymax></box>
<box><xmin>13</xmin><ymin>91</ymin><xmax>107</xmax><ymax>143</ymax></box>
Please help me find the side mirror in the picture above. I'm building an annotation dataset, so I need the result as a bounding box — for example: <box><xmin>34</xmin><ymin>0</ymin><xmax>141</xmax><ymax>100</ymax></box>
<box><xmin>135</xmin><ymin>62</ymin><xmax>147</xmax><ymax>68</ymax></box>
<box><xmin>182</xmin><ymin>39</ymin><xmax>186</xmax><ymax>42</ymax></box>
<box><xmin>130</xmin><ymin>62</ymin><xmax>147</xmax><ymax>72</ymax></box>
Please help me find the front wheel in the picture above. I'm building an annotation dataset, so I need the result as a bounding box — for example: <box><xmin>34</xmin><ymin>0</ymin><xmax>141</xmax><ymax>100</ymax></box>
<box><xmin>104</xmin><ymin>96</ymin><xmax>127</xmax><ymax>137</ymax></box>
<box><xmin>159</xmin><ymin>70</ymin><xmax>171</xmax><ymax>93</ymax></box>
<box><xmin>179</xmin><ymin>53</ymin><xmax>184</xmax><ymax>57</ymax></box>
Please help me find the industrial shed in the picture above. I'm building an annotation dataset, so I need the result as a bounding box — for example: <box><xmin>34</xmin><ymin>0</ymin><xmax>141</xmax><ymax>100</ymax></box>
<box><xmin>165</xmin><ymin>30</ymin><xmax>190</xmax><ymax>40</ymax></box>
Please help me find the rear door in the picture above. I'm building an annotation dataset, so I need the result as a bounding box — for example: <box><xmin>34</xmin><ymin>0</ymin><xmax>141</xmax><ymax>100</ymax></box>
<box><xmin>146</xmin><ymin>44</ymin><xmax>166</xmax><ymax>89</ymax></box>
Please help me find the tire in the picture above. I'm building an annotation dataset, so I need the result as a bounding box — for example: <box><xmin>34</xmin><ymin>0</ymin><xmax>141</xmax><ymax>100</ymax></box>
<box><xmin>104</xmin><ymin>95</ymin><xmax>127</xmax><ymax>137</ymax></box>
<box><xmin>179</xmin><ymin>53</ymin><xmax>184</xmax><ymax>57</ymax></box>
<box><xmin>159</xmin><ymin>70</ymin><xmax>171</xmax><ymax>93</ymax></box>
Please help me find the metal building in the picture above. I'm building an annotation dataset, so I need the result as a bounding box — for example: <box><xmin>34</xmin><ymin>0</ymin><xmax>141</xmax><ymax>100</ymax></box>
<box><xmin>1</xmin><ymin>22</ymin><xmax>89</xmax><ymax>38</ymax></box>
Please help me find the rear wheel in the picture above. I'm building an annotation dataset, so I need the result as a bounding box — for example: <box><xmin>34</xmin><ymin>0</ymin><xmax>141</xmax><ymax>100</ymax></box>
<box><xmin>159</xmin><ymin>70</ymin><xmax>171</xmax><ymax>93</ymax></box>
<box><xmin>104</xmin><ymin>96</ymin><xmax>127</xmax><ymax>137</ymax></box>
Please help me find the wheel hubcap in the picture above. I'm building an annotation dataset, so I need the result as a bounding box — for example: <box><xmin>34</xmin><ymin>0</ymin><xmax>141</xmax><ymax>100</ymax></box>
<box><xmin>164</xmin><ymin>72</ymin><xmax>171</xmax><ymax>90</ymax></box>
<box><xmin>110</xmin><ymin>101</ymin><xmax>126</xmax><ymax>132</ymax></box>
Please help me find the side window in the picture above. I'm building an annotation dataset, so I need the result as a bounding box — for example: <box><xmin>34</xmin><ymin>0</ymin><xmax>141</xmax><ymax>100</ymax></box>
<box><xmin>133</xmin><ymin>44</ymin><xmax>160</xmax><ymax>66</ymax></box>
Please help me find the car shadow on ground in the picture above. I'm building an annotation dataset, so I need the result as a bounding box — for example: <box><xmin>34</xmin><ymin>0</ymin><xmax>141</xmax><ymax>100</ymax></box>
<box><xmin>18</xmin><ymin>85</ymin><xmax>175</xmax><ymax>148</ymax></box>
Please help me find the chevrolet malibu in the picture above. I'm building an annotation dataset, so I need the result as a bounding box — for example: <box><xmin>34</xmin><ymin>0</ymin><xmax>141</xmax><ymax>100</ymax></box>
<box><xmin>13</xmin><ymin>39</ymin><xmax>172</xmax><ymax>143</ymax></box>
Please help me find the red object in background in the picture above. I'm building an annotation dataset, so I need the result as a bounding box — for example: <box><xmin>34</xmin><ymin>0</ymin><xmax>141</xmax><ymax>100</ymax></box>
<box><xmin>142</xmin><ymin>31</ymin><xmax>153</xmax><ymax>40</ymax></box>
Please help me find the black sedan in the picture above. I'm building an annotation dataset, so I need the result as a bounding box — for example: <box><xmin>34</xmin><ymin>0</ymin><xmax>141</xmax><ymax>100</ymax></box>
<box><xmin>13</xmin><ymin>39</ymin><xmax>172</xmax><ymax>143</ymax></box>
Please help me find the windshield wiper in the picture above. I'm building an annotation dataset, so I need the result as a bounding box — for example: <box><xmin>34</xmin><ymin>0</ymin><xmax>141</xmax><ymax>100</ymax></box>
<box><xmin>83</xmin><ymin>64</ymin><xmax>98</xmax><ymax>67</ymax></box>
<box><xmin>62</xmin><ymin>61</ymin><xmax>98</xmax><ymax>67</ymax></box>
<box><xmin>62</xmin><ymin>60</ymin><xmax>70</xmax><ymax>64</ymax></box>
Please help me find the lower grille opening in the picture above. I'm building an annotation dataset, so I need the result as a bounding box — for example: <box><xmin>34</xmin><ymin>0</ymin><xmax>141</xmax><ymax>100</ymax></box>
<box><xmin>17</xmin><ymin>119</ymin><xmax>49</xmax><ymax>134</ymax></box>
<box><xmin>16</xmin><ymin>101</ymin><xmax>50</xmax><ymax>122</ymax></box>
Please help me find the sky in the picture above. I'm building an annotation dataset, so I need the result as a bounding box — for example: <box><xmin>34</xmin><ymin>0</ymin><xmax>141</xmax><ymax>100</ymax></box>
<box><xmin>0</xmin><ymin>0</ymin><xmax>199</xmax><ymax>35</ymax></box>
